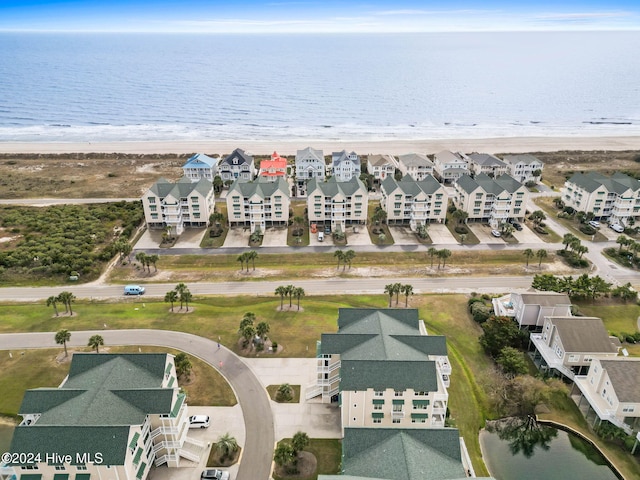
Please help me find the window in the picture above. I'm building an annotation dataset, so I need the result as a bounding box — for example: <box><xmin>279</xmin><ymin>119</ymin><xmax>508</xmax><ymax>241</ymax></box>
<box><xmin>149</xmin><ymin>205</ymin><xmax>157</xmax><ymax>212</ymax></box>
<box><xmin>392</xmin><ymin>418</ymin><xmax>401</xmax><ymax>424</ymax></box>
<box><xmin>623</xmin><ymin>406</ymin><xmax>635</xmax><ymax>413</ymax></box>
<box><xmin>394</xmin><ymin>390</ymin><xmax>403</xmax><ymax>397</ymax></box>
<box><xmin>374</xmin><ymin>391</ymin><xmax>383</xmax><ymax>396</ymax></box>
<box><xmin>191</xmin><ymin>196</ymin><xmax>198</xmax><ymax>202</ymax></box>
<box><xmin>148</xmin><ymin>197</ymin><xmax>156</xmax><ymax>204</ymax></box>
<box><xmin>568</xmin><ymin>355</ymin><xmax>580</xmax><ymax>362</ymax></box>
<box><xmin>373</xmin><ymin>404</ymin><xmax>382</xmax><ymax>410</ymax></box>
<box><xmin>392</xmin><ymin>404</ymin><xmax>403</xmax><ymax>412</ymax></box>
<box><xmin>373</xmin><ymin>417</ymin><xmax>382</xmax><ymax>424</ymax></box>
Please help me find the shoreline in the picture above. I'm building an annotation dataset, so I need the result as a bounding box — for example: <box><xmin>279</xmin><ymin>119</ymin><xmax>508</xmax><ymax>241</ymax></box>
<box><xmin>0</xmin><ymin>135</ymin><xmax>640</xmax><ymax>156</ymax></box>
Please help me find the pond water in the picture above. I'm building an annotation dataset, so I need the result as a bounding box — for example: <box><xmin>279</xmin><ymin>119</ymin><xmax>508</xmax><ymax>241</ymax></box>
<box><xmin>480</xmin><ymin>419</ymin><xmax>618</xmax><ymax>480</ymax></box>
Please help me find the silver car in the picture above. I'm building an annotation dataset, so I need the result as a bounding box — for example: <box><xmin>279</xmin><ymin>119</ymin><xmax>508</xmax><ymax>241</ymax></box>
<box><xmin>201</xmin><ymin>469</ymin><xmax>229</xmax><ymax>480</ymax></box>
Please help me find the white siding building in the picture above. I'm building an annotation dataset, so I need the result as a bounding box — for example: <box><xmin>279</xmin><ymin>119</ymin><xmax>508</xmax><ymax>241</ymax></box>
<box><xmin>227</xmin><ymin>177</ymin><xmax>290</xmax><ymax>233</ymax></box>
<box><xmin>307</xmin><ymin>177</ymin><xmax>368</xmax><ymax>232</ymax></box>
<box><xmin>367</xmin><ymin>154</ymin><xmax>398</xmax><ymax>185</ymax></box>
<box><xmin>502</xmin><ymin>154</ymin><xmax>544</xmax><ymax>183</ymax></box>
<box><xmin>218</xmin><ymin>148</ymin><xmax>255</xmax><ymax>182</ymax></box>
<box><xmin>182</xmin><ymin>153</ymin><xmax>220</xmax><ymax>182</ymax></box>
<box><xmin>432</xmin><ymin>150</ymin><xmax>470</xmax><ymax>183</ymax></box>
<box><xmin>380</xmin><ymin>175</ymin><xmax>448</xmax><ymax>230</ymax></box>
<box><xmin>331</xmin><ymin>150</ymin><xmax>361</xmax><ymax>182</ymax></box>
<box><xmin>396</xmin><ymin>153</ymin><xmax>434</xmax><ymax>181</ymax></box>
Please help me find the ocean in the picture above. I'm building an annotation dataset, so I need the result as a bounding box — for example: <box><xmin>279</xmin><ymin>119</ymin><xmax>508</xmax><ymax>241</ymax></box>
<box><xmin>0</xmin><ymin>31</ymin><xmax>639</xmax><ymax>143</ymax></box>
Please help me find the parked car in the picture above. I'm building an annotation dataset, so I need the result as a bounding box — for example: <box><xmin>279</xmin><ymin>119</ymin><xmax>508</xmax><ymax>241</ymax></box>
<box><xmin>324</xmin><ymin>225</ymin><xmax>332</xmax><ymax>234</ymax></box>
<box><xmin>512</xmin><ymin>222</ymin><xmax>523</xmax><ymax>231</ymax></box>
<box><xmin>201</xmin><ymin>469</ymin><xmax>229</xmax><ymax>480</ymax></box>
<box><xmin>123</xmin><ymin>285</ymin><xmax>145</xmax><ymax>295</ymax></box>
<box><xmin>318</xmin><ymin>232</ymin><xmax>324</xmax><ymax>242</ymax></box>
<box><xmin>189</xmin><ymin>415</ymin><xmax>210</xmax><ymax>429</ymax></box>
<box><xmin>491</xmin><ymin>230</ymin><xmax>502</xmax><ymax>237</ymax></box>
<box><xmin>588</xmin><ymin>220</ymin><xmax>600</xmax><ymax>228</ymax></box>
<box><xmin>610</xmin><ymin>223</ymin><xmax>625</xmax><ymax>233</ymax></box>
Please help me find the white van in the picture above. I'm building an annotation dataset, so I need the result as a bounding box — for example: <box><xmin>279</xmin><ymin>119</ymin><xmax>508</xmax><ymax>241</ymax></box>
<box><xmin>318</xmin><ymin>232</ymin><xmax>324</xmax><ymax>242</ymax></box>
<box><xmin>123</xmin><ymin>285</ymin><xmax>145</xmax><ymax>295</ymax></box>
<box><xmin>189</xmin><ymin>415</ymin><xmax>210</xmax><ymax>429</ymax></box>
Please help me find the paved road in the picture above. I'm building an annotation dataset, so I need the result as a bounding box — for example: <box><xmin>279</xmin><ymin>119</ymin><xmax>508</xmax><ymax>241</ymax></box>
<box><xmin>0</xmin><ymin>276</ymin><xmax>538</xmax><ymax>302</ymax></box>
<box><xmin>0</xmin><ymin>329</ymin><xmax>274</xmax><ymax>480</ymax></box>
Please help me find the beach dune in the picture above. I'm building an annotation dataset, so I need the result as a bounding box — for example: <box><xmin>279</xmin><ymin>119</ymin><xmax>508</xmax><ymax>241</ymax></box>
<box><xmin>0</xmin><ymin>136</ymin><xmax>639</xmax><ymax>156</ymax></box>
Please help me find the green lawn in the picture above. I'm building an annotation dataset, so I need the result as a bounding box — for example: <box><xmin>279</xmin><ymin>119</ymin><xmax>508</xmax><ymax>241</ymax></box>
<box><xmin>266</xmin><ymin>384</ymin><xmax>301</xmax><ymax>403</ymax></box>
<box><xmin>272</xmin><ymin>438</ymin><xmax>342</xmax><ymax>480</ymax></box>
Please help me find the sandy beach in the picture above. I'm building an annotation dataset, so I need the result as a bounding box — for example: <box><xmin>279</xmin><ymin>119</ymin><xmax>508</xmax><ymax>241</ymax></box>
<box><xmin>0</xmin><ymin>136</ymin><xmax>639</xmax><ymax>156</ymax></box>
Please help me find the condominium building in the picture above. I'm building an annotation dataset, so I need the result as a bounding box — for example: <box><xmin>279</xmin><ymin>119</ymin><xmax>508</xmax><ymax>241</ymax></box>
<box><xmin>218</xmin><ymin>148</ymin><xmax>255</xmax><ymax>182</ymax></box>
<box><xmin>562</xmin><ymin>171</ymin><xmax>640</xmax><ymax>226</ymax></box>
<box><xmin>467</xmin><ymin>153</ymin><xmax>509</xmax><ymax>178</ymax></box>
<box><xmin>380</xmin><ymin>175</ymin><xmax>448</xmax><ymax>230</ymax></box>
<box><xmin>308</xmin><ymin>309</ymin><xmax>451</xmax><ymax>431</ymax></box>
<box><xmin>502</xmin><ymin>154</ymin><xmax>544</xmax><ymax>183</ymax></box>
<box><xmin>396</xmin><ymin>153</ymin><xmax>434</xmax><ymax>181</ymax></box>
<box><xmin>432</xmin><ymin>150</ymin><xmax>470</xmax><ymax>184</ymax></box>
<box><xmin>453</xmin><ymin>173</ymin><xmax>528</xmax><ymax>228</ymax></box>
<box><xmin>367</xmin><ymin>154</ymin><xmax>398</xmax><ymax>185</ymax></box>
<box><xmin>182</xmin><ymin>153</ymin><xmax>220</xmax><ymax>182</ymax></box>
<box><xmin>142</xmin><ymin>177</ymin><xmax>215</xmax><ymax>236</ymax></box>
<box><xmin>331</xmin><ymin>150</ymin><xmax>361</xmax><ymax>182</ymax></box>
<box><xmin>574</xmin><ymin>358</ymin><xmax>640</xmax><ymax>435</ymax></box>
<box><xmin>307</xmin><ymin>177</ymin><xmax>368</xmax><ymax>231</ymax></box>
<box><xmin>4</xmin><ymin>354</ymin><xmax>203</xmax><ymax>480</ymax></box>
<box><xmin>227</xmin><ymin>177</ymin><xmax>290</xmax><ymax>233</ymax></box>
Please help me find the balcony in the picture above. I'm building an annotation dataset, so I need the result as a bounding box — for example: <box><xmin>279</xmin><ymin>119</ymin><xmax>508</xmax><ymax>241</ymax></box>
<box><xmin>432</xmin><ymin>401</ymin><xmax>447</xmax><ymax>415</ymax></box>
<box><xmin>392</xmin><ymin>410</ymin><xmax>405</xmax><ymax>419</ymax></box>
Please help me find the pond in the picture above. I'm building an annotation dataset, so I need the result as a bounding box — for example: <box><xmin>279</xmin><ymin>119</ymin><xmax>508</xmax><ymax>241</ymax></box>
<box><xmin>480</xmin><ymin>418</ymin><xmax>619</xmax><ymax>480</ymax></box>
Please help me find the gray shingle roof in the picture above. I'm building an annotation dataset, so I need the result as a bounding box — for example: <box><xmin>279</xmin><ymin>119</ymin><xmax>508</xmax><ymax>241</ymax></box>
<box><xmin>341</xmin><ymin>428</ymin><xmax>467</xmax><ymax>480</ymax></box>
<box><xmin>455</xmin><ymin>174</ymin><xmax>481</xmax><ymax>194</ymax></box>
<box><xmin>340</xmin><ymin>359</ymin><xmax>438</xmax><ymax>392</ymax></box>
<box><xmin>435</xmin><ymin>150</ymin><xmax>467</xmax><ymax>164</ymax></box>
<box><xmin>296</xmin><ymin>146</ymin><xmax>324</xmax><ymax>163</ymax></box>
<box><xmin>565</xmin><ymin>171</ymin><xmax>632</xmax><ymax>194</ymax></box>
<box><xmin>308</xmin><ymin>176</ymin><xmax>366</xmax><ymax>197</ymax></box>
<box><xmin>550</xmin><ymin>317</ymin><xmax>618</xmax><ymax>353</ymax></box>
<box><xmin>148</xmin><ymin>176</ymin><xmax>213</xmax><ymax>200</ymax></box>
<box><xmin>368</xmin><ymin>154</ymin><xmax>397</xmax><ymax>167</ymax></box>
<box><xmin>228</xmin><ymin>176</ymin><xmax>289</xmax><ymax>199</ymax></box>
<box><xmin>220</xmin><ymin>148</ymin><xmax>254</xmax><ymax>167</ymax></box>
<box><xmin>398</xmin><ymin>153</ymin><xmax>433</xmax><ymax>168</ymax></box>
<box><xmin>502</xmin><ymin>153</ymin><xmax>541</xmax><ymax>166</ymax></box>
<box><xmin>599</xmin><ymin>359</ymin><xmax>640</xmax><ymax>403</ymax></box>
<box><xmin>468</xmin><ymin>153</ymin><xmax>506</xmax><ymax>167</ymax></box>
<box><xmin>518</xmin><ymin>292</ymin><xmax>571</xmax><ymax>306</ymax></box>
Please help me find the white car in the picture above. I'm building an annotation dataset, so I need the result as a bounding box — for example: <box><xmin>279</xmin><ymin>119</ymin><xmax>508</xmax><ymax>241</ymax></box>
<box><xmin>588</xmin><ymin>220</ymin><xmax>600</xmax><ymax>228</ymax></box>
<box><xmin>189</xmin><ymin>415</ymin><xmax>210</xmax><ymax>429</ymax></box>
<box><xmin>201</xmin><ymin>469</ymin><xmax>229</xmax><ymax>480</ymax></box>
<box><xmin>491</xmin><ymin>230</ymin><xmax>502</xmax><ymax>238</ymax></box>
<box><xmin>610</xmin><ymin>223</ymin><xmax>624</xmax><ymax>233</ymax></box>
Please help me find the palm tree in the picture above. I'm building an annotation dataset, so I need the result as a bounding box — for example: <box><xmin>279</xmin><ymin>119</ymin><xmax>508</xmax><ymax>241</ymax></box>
<box><xmin>562</xmin><ymin>233</ymin><xmax>577</xmax><ymax>251</ymax></box>
<box><xmin>237</xmin><ymin>252</ymin><xmax>247</xmax><ymax>272</ymax></box>
<box><xmin>616</xmin><ymin>235</ymin><xmax>629</xmax><ymax>251</ymax></box>
<box><xmin>274</xmin><ymin>442</ymin><xmax>294</xmax><ymax>467</ymax></box>
<box><xmin>241</xmin><ymin>324</ymin><xmax>256</xmax><ymax>348</ymax></box>
<box><xmin>334</xmin><ymin>249</ymin><xmax>345</xmax><ymax>269</ymax></box>
<box><xmin>46</xmin><ymin>295</ymin><xmax>59</xmax><ymax>317</ymax></box>
<box><xmin>291</xmin><ymin>431</ymin><xmax>310</xmax><ymax>457</ymax></box>
<box><xmin>256</xmin><ymin>321</ymin><xmax>270</xmax><ymax>339</ymax></box>
<box><xmin>247</xmin><ymin>250</ymin><xmax>258</xmax><ymax>270</ymax></box>
<box><xmin>182</xmin><ymin>289</ymin><xmax>193</xmax><ymax>311</ymax></box>
<box><xmin>55</xmin><ymin>329</ymin><xmax>71</xmax><ymax>357</ymax></box>
<box><xmin>452</xmin><ymin>209</ymin><xmax>468</xmax><ymax>225</ymax></box>
<box><xmin>215</xmin><ymin>433</ymin><xmax>239</xmax><ymax>461</ymax></box>
<box><xmin>286</xmin><ymin>284</ymin><xmax>295</xmax><ymax>307</ymax></box>
<box><xmin>88</xmin><ymin>334</ymin><xmax>104</xmax><ymax>353</ymax></box>
<box><xmin>393</xmin><ymin>282</ymin><xmax>402</xmax><ymax>306</ymax></box>
<box><xmin>344</xmin><ymin>249</ymin><xmax>356</xmax><ymax>269</ymax></box>
<box><xmin>57</xmin><ymin>291</ymin><xmax>75</xmax><ymax>315</ymax></box>
<box><xmin>439</xmin><ymin>249</ymin><xmax>452</xmax><ymax>268</ymax></box>
<box><xmin>239</xmin><ymin>312</ymin><xmax>256</xmax><ymax>332</ymax></box>
<box><xmin>135</xmin><ymin>252</ymin><xmax>147</xmax><ymax>270</ymax></box>
<box><xmin>164</xmin><ymin>290</ymin><xmax>178</xmax><ymax>312</ymax></box>
<box><xmin>427</xmin><ymin>247</ymin><xmax>438</xmax><ymax>268</ymax></box>
<box><xmin>402</xmin><ymin>284</ymin><xmax>414</xmax><ymax>307</ymax></box>
<box><xmin>175</xmin><ymin>283</ymin><xmax>188</xmax><ymax>309</ymax></box>
<box><xmin>523</xmin><ymin>248</ymin><xmax>534</xmax><ymax>267</ymax></box>
<box><xmin>536</xmin><ymin>249</ymin><xmax>548</xmax><ymax>268</ymax></box>
<box><xmin>148</xmin><ymin>254</ymin><xmax>159</xmax><ymax>272</ymax></box>
<box><xmin>294</xmin><ymin>287</ymin><xmax>305</xmax><ymax>310</ymax></box>
<box><xmin>275</xmin><ymin>286</ymin><xmax>287</xmax><ymax>309</ymax></box>
<box><xmin>277</xmin><ymin>383</ymin><xmax>293</xmax><ymax>401</ymax></box>
<box><xmin>384</xmin><ymin>284</ymin><xmax>394</xmax><ymax>307</ymax></box>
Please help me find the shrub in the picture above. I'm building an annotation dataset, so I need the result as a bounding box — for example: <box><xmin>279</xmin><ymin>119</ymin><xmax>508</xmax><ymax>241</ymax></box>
<box><xmin>580</xmin><ymin>225</ymin><xmax>597</xmax><ymax>235</ymax></box>
<box><xmin>454</xmin><ymin>226</ymin><xmax>468</xmax><ymax>234</ymax></box>
<box><xmin>470</xmin><ymin>302</ymin><xmax>492</xmax><ymax>323</ymax></box>
<box><xmin>467</xmin><ymin>297</ymin><xmax>485</xmax><ymax>311</ymax></box>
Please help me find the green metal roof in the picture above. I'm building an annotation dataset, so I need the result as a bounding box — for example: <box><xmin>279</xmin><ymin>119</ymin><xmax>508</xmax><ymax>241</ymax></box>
<box><xmin>53</xmin><ymin>474</ymin><xmax>69</xmax><ymax>480</ymax></box>
<box><xmin>380</xmin><ymin>174</ymin><xmax>443</xmax><ymax>197</ymax></box>
<box><xmin>307</xmin><ymin>176</ymin><xmax>366</xmax><ymax>198</ymax></box>
<box><xmin>410</xmin><ymin>413</ymin><xmax>428</xmax><ymax>419</ymax></box>
<box><xmin>136</xmin><ymin>461</ymin><xmax>147</xmax><ymax>479</ymax></box>
<box><xmin>133</xmin><ymin>447</ymin><xmax>143</xmax><ymax>465</ymax></box>
<box><xmin>148</xmin><ymin>177</ymin><xmax>213</xmax><ymax>200</ymax></box>
<box><xmin>228</xmin><ymin>176</ymin><xmax>289</xmax><ymax>200</ymax></box>
<box><xmin>128</xmin><ymin>432</ymin><xmax>140</xmax><ymax>449</ymax></box>
<box><xmin>76</xmin><ymin>474</ymin><xmax>91</xmax><ymax>480</ymax></box>
<box><xmin>371</xmin><ymin>412</ymin><xmax>384</xmax><ymax>418</ymax></box>
<box><xmin>412</xmin><ymin>400</ymin><xmax>429</xmax><ymax>406</ymax></box>
<box><xmin>372</xmin><ymin>399</ymin><xmax>385</xmax><ymax>405</ymax></box>
<box><xmin>340</xmin><ymin>360</ymin><xmax>438</xmax><ymax>392</ymax></box>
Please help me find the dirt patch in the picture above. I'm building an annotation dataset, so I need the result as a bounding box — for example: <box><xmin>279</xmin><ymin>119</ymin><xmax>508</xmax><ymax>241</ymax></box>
<box><xmin>277</xmin><ymin>305</ymin><xmax>304</xmax><ymax>312</ymax></box>
<box><xmin>273</xmin><ymin>452</ymin><xmax>317</xmax><ymax>479</ymax></box>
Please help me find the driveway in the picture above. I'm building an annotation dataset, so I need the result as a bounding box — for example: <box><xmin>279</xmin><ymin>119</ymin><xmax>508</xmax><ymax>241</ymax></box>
<box><xmin>511</xmin><ymin>224</ymin><xmax>541</xmax><ymax>244</ymax></box>
<box><xmin>260</xmin><ymin>227</ymin><xmax>289</xmax><ymax>247</ymax></box>
<box><xmin>223</xmin><ymin>227</ymin><xmax>250</xmax><ymax>248</ymax></box>
<box><xmin>428</xmin><ymin>223</ymin><xmax>457</xmax><ymax>244</ymax></box>
<box><xmin>345</xmin><ymin>225</ymin><xmax>371</xmax><ymax>246</ymax></box>
<box><xmin>389</xmin><ymin>226</ymin><xmax>417</xmax><ymax>246</ymax></box>
<box><xmin>468</xmin><ymin>223</ymin><xmax>505</xmax><ymax>244</ymax></box>
<box><xmin>135</xmin><ymin>228</ymin><xmax>207</xmax><ymax>249</ymax></box>
<box><xmin>0</xmin><ymin>330</ymin><xmax>274</xmax><ymax>480</ymax></box>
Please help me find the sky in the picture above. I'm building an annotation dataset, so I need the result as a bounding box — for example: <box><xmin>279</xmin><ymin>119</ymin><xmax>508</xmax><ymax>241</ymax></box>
<box><xmin>0</xmin><ymin>1</ymin><xmax>639</xmax><ymax>33</ymax></box>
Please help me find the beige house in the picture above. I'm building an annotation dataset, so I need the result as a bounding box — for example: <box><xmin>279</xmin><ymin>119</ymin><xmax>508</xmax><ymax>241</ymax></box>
<box><xmin>367</xmin><ymin>154</ymin><xmax>398</xmax><ymax>185</ymax></box>
<box><xmin>380</xmin><ymin>175</ymin><xmax>448</xmax><ymax>230</ymax></box>
<box><xmin>432</xmin><ymin>150</ymin><xmax>470</xmax><ymax>183</ymax></box>
<box><xmin>530</xmin><ymin>316</ymin><xmax>619</xmax><ymax>380</ymax></box>
<box><xmin>467</xmin><ymin>153</ymin><xmax>509</xmax><ymax>178</ymax></box>
<box><xmin>308</xmin><ymin>309</ymin><xmax>451</xmax><ymax>433</ymax></box>
<box><xmin>453</xmin><ymin>173</ymin><xmax>528</xmax><ymax>228</ymax></box>
<box><xmin>307</xmin><ymin>177</ymin><xmax>368</xmax><ymax>231</ymax></box>
<box><xmin>574</xmin><ymin>358</ymin><xmax>640</xmax><ymax>435</ymax></box>
<box><xmin>562</xmin><ymin>171</ymin><xmax>640</xmax><ymax>226</ymax></box>
<box><xmin>396</xmin><ymin>153</ymin><xmax>434</xmax><ymax>181</ymax></box>
<box><xmin>502</xmin><ymin>154</ymin><xmax>543</xmax><ymax>183</ymax></box>
<box><xmin>4</xmin><ymin>354</ymin><xmax>202</xmax><ymax>480</ymax></box>
<box><xmin>227</xmin><ymin>177</ymin><xmax>290</xmax><ymax>233</ymax></box>
<box><xmin>142</xmin><ymin>177</ymin><xmax>215</xmax><ymax>236</ymax></box>
<box><xmin>492</xmin><ymin>292</ymin><xmax>572</xmax><ymax>330</ymax></box>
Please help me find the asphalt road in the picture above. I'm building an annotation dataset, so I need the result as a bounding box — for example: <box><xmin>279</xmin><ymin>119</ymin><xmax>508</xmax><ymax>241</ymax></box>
<box><xmin>0</xmin><ymin>330</ymin><xmax>274</xmax><ymax>480</ymax></box>
<box><xmin>0</xmin><ymin>275</ymin><xmax>538</xmax><ymax>302</ymax></box>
